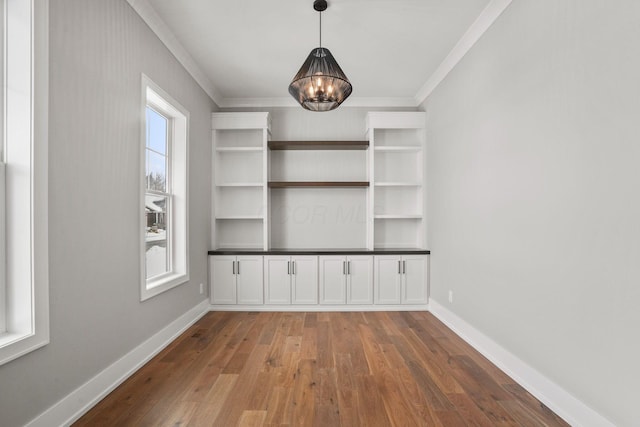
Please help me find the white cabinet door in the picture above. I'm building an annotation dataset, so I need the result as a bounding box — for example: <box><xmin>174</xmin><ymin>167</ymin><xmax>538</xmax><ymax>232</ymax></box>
<box><xmin>235</xmin><ymin>256</ymin><xmax>264</xmax><ymax>305</ymax></box>
<box><xmin>375</xmin><ymin>256</ymin><xmax>402</xmax><ymax>304</ymax></box>
<box><xmin>347</xmin><ymin>256</ymin><xmax>373</xmax><ymax>304</ymax></box>
<box><xmin>264</xmin><ymin>256</ymin><xmax>291</xmax><ymax>305</ymax></box>
<box><xmin>402</xmin><ymin>255</ymin><xmax>428</xmax><ymax>304</ymax></box>
<box><xmin>210</xmin><ymin>256</ymin><xmax>237</xmax><ymax>305</ymax></box>
<box><xmin>291</xmin><ymin>256</ymin><xmax>318</xmax><ymax>305</ymax></box>
<box><xmin>319</xmin><ymin>256</ymin><xmax>346</xmax><ymax>304</ymax></box>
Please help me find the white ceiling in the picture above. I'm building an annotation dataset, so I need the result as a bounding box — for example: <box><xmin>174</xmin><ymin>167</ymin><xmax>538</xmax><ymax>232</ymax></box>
<box><xmin>131</xmin><ymin>0</ymin><xmax>510</xmax><ymax>108</ymax></box>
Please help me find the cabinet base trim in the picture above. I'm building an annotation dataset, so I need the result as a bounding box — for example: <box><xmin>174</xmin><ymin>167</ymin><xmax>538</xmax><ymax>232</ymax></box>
<box><xmin>209</xmin><ymin>304</ymin><xmax>429</xmax><ymax>312</ymax></box>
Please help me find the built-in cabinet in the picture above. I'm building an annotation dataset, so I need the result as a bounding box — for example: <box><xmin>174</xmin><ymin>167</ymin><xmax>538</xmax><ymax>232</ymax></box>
<box><xmin>319</xmin><ymin>256</ymin><xmax>373</xmax><ymax>305</ymax></box>
<box><xmin>210</xmin><ymin>111</ymin><xmax>429</xmax><ymax>311</ymax></box>
<box><xmin>264</xmin><ymin>256</ymin><xmax>318</xmax><ymax>305</ymax></box>
<box><xmin>209</xmin><ymin>252</ymin><xmax>427</xmax><ymax>309</ymax></box>
<box><xmin>374</xmin><ymin>255</ymin><xmax>428</xmax><ymax>305</ymax></box>
<box><xmin>209</xmin><ymin>255</ymin><xmax>263</xmax><ymax>305</ymax></box>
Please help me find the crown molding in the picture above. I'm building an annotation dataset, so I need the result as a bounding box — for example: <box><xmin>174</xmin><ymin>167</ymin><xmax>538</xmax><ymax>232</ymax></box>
<box><xmin>414</xmin><ymin>0</ymin><xmax>513</xmax><ymax>106</ymax></box>
<box><xmin>128</xmin><ymin>0</ymin><xmax>511</xmax><ymax>110</ymax></box>
<box><xmin>126</xmin><ymin>0</ymin><xmax>224</xmax><ymax>106</ymax></box>
<box><xmin>218</xmin><ymin>96</ymin><xmax>418</xmax><ymax>109</ymax></box>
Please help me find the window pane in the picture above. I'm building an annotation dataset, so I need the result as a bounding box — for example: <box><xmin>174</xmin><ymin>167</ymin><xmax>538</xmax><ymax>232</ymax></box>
<box><xmin>145</xmin><ymin>194</ymin><xmax>169</xmax><ymax>279</ymax></box>
<box><xmin>146</xmin><ymin>149</ymin><xmax>167</xmax><ymax>192</ymax></box>
<box><xmin>146</xmin><ymin>107</ymin><xmax>167</xmax><ymax>155</ymax></box>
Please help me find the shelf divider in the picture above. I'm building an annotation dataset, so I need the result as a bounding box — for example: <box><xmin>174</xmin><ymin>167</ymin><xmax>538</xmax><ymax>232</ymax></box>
<box><xmin>268</xmin><ymin>181</ymin><xmax>370</xmax><ymax>188</ymax></box>
<box><xmin>215</xmin><ymin>146</ymin><xmax>263</xmax><ymax>152</ymax></box>
<box><xmin>269</xmin><ymin>141</ymin><xmax>369</xmax><ymax>150</ymax></box>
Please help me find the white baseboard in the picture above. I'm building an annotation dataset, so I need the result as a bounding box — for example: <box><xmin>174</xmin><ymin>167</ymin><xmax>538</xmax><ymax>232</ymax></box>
<box><xmin>25</xmin><ymin>299</ymin><xmax>210</xmax><ymax>427</ymax></box>
<box><xmin>209</xmin><ymin>304</ymin><xmax>430</xmax><ymax>312</ymax></box>
<box><xmin>428</xmin><ymin>299</ymin><xmax>615</xmax><ymax>427</ymax></box>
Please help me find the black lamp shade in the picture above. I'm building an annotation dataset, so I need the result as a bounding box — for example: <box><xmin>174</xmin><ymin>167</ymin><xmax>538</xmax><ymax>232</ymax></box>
<box><xmin>288</xmin><ymin>47</ymin><xmax>353</xmax><ymax>112</ymax></box>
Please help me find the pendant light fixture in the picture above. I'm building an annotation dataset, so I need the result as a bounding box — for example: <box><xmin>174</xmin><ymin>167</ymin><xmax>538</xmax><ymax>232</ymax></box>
<box><xmin>288</xmin><ymin>0</ymin><xmax>352</xmax><ymax>112</ymax></box>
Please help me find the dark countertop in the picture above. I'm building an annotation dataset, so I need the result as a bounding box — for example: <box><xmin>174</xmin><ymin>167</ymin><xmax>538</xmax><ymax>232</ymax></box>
<box><xmin>208</xmin><ymin>248</ymin><xmax>430</xmax><ymax>255</ymax></box>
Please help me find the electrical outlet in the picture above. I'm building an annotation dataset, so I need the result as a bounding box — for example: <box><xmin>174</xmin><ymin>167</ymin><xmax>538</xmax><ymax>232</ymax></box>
<box><xmin>199</xmin><ymin>283</ymin><xmax>204</xmax><ymax>294</ymax></box>
<box><xmin>448</xmin><ymin>290</ymin><xmax>453</xmax><ymax>303</ymax></box>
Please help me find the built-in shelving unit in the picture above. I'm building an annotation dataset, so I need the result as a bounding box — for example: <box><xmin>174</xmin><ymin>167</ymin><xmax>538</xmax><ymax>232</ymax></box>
<box><xmin>367</xmin><ymin>112</ymin><xmax>427</xmax><ymax>250</ymax></box>
<box><xmin>212</xmin><ymin>111</ymin><xmax>426</xmax><ymax>251</ymax></box>
<box><xmin>212</xmin><ymin>113</ymin><xmax>270</xmax><ymax>250</ymax></box>
<box><xmin>210</xmin><ymin>112</ymin><xmax>429</xmax><ymax>311</ymax></box>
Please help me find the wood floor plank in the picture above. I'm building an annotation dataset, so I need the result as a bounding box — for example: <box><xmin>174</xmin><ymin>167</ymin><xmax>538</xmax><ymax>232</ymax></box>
<box><xmin>290</xmin><ymin>359</ymin><xmax>317</xmax><ymax>426</ymax></box>
<box><xmin>334</xmin><ymin>353</ymin><xmax>359</xmax><ymax>425</ymax></box>
<box><xmin>392</xmin><ymin>330</ymin><xmax>465</xmax><ymax>394</ymax></box>
<box><xmin>238</xmin><ymin>410</ymin><xmax>267</xmax><ymax>427</ymax></box>
<box><xmin>186</xmin><ymin>374</ymin><xmax>238</xmax><ymax>425</ymax></box>
<box><xmin>315</xmin><ymin>320</ymin><xmax>332</xmax><ymax>369</ymax></box>
<box><xmin>313</xmin><ymin>368</ymin><xmax>341</xmax><ymax>426</ymax></box>
<box><xmin>303</xmin><ymin>312</ymin><xmax>318</xmax><ymax>329</ymax></box>
<box><xmin>299</xmin><ymin>324</ymin><xmax>318</xmax><ymax>360</ymax></box>
<box><xmin>448</xmin><ymin>355</ymin><xmax>520</xmax><ymax>426</ymax></box>
<box><xmin>354</xmin><ymin>374</ymin><xmax>393</xmax><ymax>427</ymax></box>
<box><xmin>446</xmin><ymin>393</ymin><xmax>497</xmax><ymax>427</ymax></box>
<box><xmin>74</xmin><ymin>311</ymin><xmax>569</xmax><ymax>427</ymax></box>
<box><xmin>287</xmin><ymin>312</ymin><xmax>306</xmax><ymax>337</ymax></box>
<box><xmin>212</xmin><ymin>344</ymin><xmax>271</xmax><ymax>426</ymax></box>
<box><xmin>502</xmin><ymin>383</ymin><xmax>569</xmax><ymax>425</ymax></box>
<box><xmin>263</xmin><ymin>386</ymin><xmax>291</xmax><ymax>426</ymax></box>
<box><xmin>392</xmin><ymin>355</ymin><xmax>442</xmax><ymax>425</ymax></box>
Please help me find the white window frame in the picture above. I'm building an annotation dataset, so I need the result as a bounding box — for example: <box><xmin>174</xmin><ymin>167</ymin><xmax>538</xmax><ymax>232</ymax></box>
<box><xmin>0</xmin><ymin>0</ymin><xmax>50</xmax><ymax>365</ymax></box>
<box><xmin>140</xmin><ymin>75</ymin><xmax>189</xmax><ymax>301</ymax></box>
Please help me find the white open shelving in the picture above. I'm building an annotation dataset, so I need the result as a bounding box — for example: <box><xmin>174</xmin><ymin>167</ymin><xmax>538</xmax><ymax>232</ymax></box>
<box><xmin>367</xmin><ymin>112</ymin><xmax>427</xmax><ymax>250</ymax></box>
<box><xmin>212</xmin><ymin>113</ymin><xmax>271</xmax><ymax>250</ymax></box>
<box><xmin>211</xmin><ymin>111</ymin><xmax>427</xmax><ymax>251</ymax></box>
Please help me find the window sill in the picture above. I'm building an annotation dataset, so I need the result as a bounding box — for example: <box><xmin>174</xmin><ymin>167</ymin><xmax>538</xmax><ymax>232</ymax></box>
<box><xmin>141</xmin><ymin>272</ymin><xmax>189</xmax><ymax>302</ymax></box>
<box><xmin>0</xmin><ymin>330</ymin><xmax>49</xmax><ymax>366</ymax></box>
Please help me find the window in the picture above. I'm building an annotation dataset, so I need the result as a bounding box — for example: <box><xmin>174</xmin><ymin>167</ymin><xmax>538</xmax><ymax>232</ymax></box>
<box><xmin>141</xmin><ymin>76</ymin><xmax>189</xmax><ymax>300</ymax></box>
<box><xmin>145</xmin><ymin>107</ymin><xmax>171</xmax><ymax>278</ymax></box>
<box><xmin>0</xmin><ymin>0</ymin><xmax>5</xmax><ymax>336</ymax></box>
<box><xmin>0</xmin><ymin>0</ymin><xmax>49</xmax><ymax>365</ymax></box>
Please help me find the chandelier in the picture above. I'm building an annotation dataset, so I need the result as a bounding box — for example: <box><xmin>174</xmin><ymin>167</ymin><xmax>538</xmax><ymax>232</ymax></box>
<box><xmin>288</xmin><ymin>0</ymin><xmax>353</xmax><ymax>112</ymax></box>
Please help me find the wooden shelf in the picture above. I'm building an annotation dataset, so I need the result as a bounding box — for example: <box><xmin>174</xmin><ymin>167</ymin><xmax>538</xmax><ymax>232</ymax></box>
<box><xmin>269</xmin><ymin>141</ymin><xmax>369</xmax><ymax>150</ymax></box>
<box><xmin>268</xmin><ymin>181</ymin><xmax>370</xmax><ymax>188</ymax></box>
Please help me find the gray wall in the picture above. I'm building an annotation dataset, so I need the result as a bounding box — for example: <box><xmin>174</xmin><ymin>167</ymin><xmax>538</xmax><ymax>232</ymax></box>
<box><xmin>0</xmin><ymin>1</ymin><xmax>215</xmax><ymax>426</ymax></box>
<box><xmin>423</xmin><ymin>1</ymin><xmax>639</xmax><ymax>425</ymax></box>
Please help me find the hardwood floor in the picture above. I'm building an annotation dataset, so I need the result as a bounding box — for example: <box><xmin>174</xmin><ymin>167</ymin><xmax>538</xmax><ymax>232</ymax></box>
<box><xmin>74</xmin><ymin>311</ymin><xmax>568</xmax><ymax>426</ymax></box>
